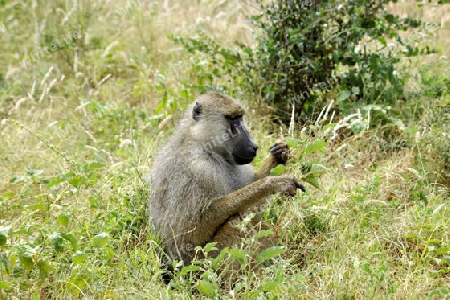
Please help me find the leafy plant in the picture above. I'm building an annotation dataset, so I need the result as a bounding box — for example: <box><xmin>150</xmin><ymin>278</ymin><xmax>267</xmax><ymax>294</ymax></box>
<box><xmin>172</xmin><ymin>0</ymin><xmax>433</xmax><ymax>124</ymax></box>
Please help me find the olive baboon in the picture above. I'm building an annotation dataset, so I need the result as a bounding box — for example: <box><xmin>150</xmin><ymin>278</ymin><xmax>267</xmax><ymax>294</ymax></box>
<box><xmin>148</xmin><ymin>91</ymin><xmax>305</xmax><ymax>269</ymax></box>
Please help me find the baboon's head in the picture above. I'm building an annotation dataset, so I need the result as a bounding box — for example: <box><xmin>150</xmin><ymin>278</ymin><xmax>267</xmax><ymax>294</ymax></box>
<box><xmin>190</xmin><ymin>92</ymin><xmax>258</xmax><ymax>165</ymax></box>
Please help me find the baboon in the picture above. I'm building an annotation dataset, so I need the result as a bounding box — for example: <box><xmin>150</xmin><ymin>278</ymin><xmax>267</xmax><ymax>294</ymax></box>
<box><xmin>148</xmin><ymin>91</ymin><xmax>305</xmax><ymax>273</ymax></box>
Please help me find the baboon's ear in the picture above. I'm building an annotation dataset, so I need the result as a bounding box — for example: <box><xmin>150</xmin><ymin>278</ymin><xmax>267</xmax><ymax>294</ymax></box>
<box><xmin>192</xmin><ymin>102</ymin><xmax>202</xmax><ymax>121</ymax></box>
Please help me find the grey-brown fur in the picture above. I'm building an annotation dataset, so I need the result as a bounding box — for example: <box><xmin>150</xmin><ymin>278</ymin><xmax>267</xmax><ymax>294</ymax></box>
<box><xmin>148</xmin><ymin>91</ymin><xmax>305</xmax><ymax>267</ymax></box>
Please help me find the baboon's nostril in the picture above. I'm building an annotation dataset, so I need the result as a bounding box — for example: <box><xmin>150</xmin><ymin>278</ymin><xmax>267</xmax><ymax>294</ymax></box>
<box><xmin>249</xmin><ymin>144</ymin><xmax>258</xmax><ymax>156</ymax></box>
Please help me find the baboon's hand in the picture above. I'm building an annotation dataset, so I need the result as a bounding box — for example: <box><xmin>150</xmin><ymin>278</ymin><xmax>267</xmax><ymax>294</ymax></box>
<box><xmin>270</xmin><ymin>141</ymin><xmax>290</xmax><ymax>165</ymax></box>
<box><xmin>281</xmin><ymin>175</ymin><xmax>306</xmax><ymax>197</ymax></box>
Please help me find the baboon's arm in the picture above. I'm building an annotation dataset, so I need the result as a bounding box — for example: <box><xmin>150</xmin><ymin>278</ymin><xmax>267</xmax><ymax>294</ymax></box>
<box><xmin>254</xmin><ymin>142</ymin><xmax>290</xmax><ymax>181</ymax></box>
<box><xmin>201</xmin><ymin>175</ymin><xmax>305</xmax><ymax>235</ymax></box>
<box><xmin>254</xmin><ymin>155</ymin><xmax>278</xmax><ymax>181</ymax></box>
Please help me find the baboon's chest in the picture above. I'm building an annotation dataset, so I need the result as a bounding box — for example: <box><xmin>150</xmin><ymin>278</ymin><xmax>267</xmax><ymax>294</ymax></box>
<box><xmin>216</xmin><ymin>165</ymin><xmax>252</xmax><ymax>194</ymax></box>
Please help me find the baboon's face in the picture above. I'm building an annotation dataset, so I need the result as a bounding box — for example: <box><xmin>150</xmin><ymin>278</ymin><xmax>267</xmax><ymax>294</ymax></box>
<box><xmin>225</xmin><ymin>115</ymin><xmax>258</xmax><ymax>165</ymax></box>
<box><xmin>191</xmin><ymin>99</ymin><xmax>258</xmax><ymax>165</ymax></box>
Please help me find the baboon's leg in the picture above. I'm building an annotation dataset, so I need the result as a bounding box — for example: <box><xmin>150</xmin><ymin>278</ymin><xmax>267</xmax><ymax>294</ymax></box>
<box><xmin>211</xmin><ymin>215</ymin><xmax>274</xmax><ymax>252</ymax></box>
<box><xmin>200</xmin><ymin>175</ymin><xmax>305</xmax><ymax>242</ymax></box>
<box><xmin>210</xmin><ymin>216</ymin><xmax>275</xmax><ymax>280</ymax></box>
<box><xmin>209</xmin><ymin>221</ymin><xmax>243</xmax><ymax>280</ymax></box>
<box><xmin>248</xmin><ymin>214</ymin><xmax>276</xmax><ymax>248</ymax></box>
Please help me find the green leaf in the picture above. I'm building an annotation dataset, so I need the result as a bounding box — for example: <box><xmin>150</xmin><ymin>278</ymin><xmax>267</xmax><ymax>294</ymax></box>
<box><xmin>61</xmin><ymin>233</ymin><xmax>78</xmax><ymax>251</ymax></box>
<box><xmin>0</xmin><ymin>225</ymin><xmax>10</xmax><ymax>246</ymax></box>
<box><xmin>254</xmin><ymin>230</ymin><xmax>274</xmax><ymax>241</ymax></box>
<box><xmin>67</xmin><ymin>175</ymin><xmax>87</xmax><ymax>188</ymax></box>
<box><xmin>427</xmin><ymin>288</ymin><xmax>450</xmax><ymax>297</ymax></box>
<box><xmin>19</xmin><ymin>245</ymin><xmax>36</xmax><ymax>271</ymax></box>
<box><xmin>197</xmin><ymin>280</ymin><xmax>217</xmax><ymax>298</ymax></box>
<box><xmin>0</xmin><ymin>281</ymin><xmax>11</xmax><ymax>290</ymax></box>
<box><xmin>92</xmin><ymin>232</ymin><xmax>110</xmax><ymax>248</ymax></box>
<box><xmin>302</xmin><ymin>175</ymin><xmax>321</xmax><ymax>189</ymax></box>
<box><xmin>406</xmin><ymin>233</ymin><xmax>419</xmax><ymax>239</ymax></box>
<box><xmin>26</xmin><ymin>168</ymin><xmax>44</xmax><ymax>176</ymax></box>
<box><xmin>304</xmin><ymin>139</ymin><xmax>327</xmax><ymax>156</ymax></box>
<box><xmin>336</xmin><ymin>90</ymin><xmax>351</xmax><ymax>102</ymax></box>
<box><xmin>229</xmin><ymin>248</ymin><xmax>247</xmax><ymax>265</ymax></box>
<box><xmin>46</xmin><ymin>171</ymin><xmax>75</xmax><ymax>188</ymax></box>
<box><xmin>57</xmin><ymin>214</ymin><xmax>70</xmax><ymax>227</ymax></box>
<box><xmin>262</xmin><ymin>278</ymin><xmax>278</xmax><ymax>292</ymax></box>
<box><xmin>46</xmin><ymin>177</ymin><xmax>66</xmax><ymax>188</ymax></box>
<box><xmin>322</xmin><ymin>123</ymin><xmax>336</xmax><ymax>132</ymax></box>
<box><xmin>179</xmin><ymin>265</ymin><xmax>201</xmax><ymax>276</ymax></box>
<box><xmin>49</xmin><ymin>232</ymin><xmax>64</xmax><ymax>252</ymax></box>
<box><xmin>212</xmin><ymin>247</ymin><xmax>229</xmax><ymax>270</ymax></box>
<box><xmin>203</xmin><ymin>242</ymin><xmax>218</xmax><ymax>253</ymax></box>
<box><xmin>351</xmin><ymin>86</ymin><xmax>360</xmax><ymax>95</ymax></box>
<box><xmin>436</xmin><ymin>246</ymin><xmax>450</xmax><ymax>256</ymax></box>
<box><xmin>72</xmin><ymin>251</ymin><xmax>89</xmax><ymax>265</ymax></box>
<box><xmin>82</xmin><ymin>162</ymin><xmax>106</xmax><ymax>172</ymax></box>
<box><xmin>256</xmin><ymin>246</ymin><xmax>285</xmax><ymax>264</ymax></box>
<box><xmin>9</xmin><ymin>174</ymin><xmax>25</xmax><ymax>183</ymax></box>
<box><xmin>270</xmin><ymin>164</ymin><xmax>286</xmax><ymax>176</ymax></box>
<box><xmin>67</xmin><ymin>274</ymin><xmax>88</xmax><ymax>295</ymax></box>
<box><xmin>286</xmin><ymin>138</ymin><xmax>301</xmax><ymax>148</ymax></box>
<box><xmin>37</xmin><ymin>259</ymin><xmax>51</xmax><ymax>281</ymax></box>
<box><xmin>308</xmin><ymin>164</ymin><xmax>329</xmax><ymax>176</ymax></box>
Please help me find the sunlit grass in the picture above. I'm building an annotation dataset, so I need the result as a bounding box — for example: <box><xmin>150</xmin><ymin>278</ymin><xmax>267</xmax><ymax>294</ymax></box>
<box><xmin>0</xmin><ymin>0</ymin><xmax>449</xmax><ymax>298</ymax></box>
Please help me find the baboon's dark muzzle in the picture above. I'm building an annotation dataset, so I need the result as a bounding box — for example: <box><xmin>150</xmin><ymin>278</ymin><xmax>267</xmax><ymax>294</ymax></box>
<box><xmin>234</xmin><ymin>143</ymin><xmax>258</xmax><ymax>165</ymax></box>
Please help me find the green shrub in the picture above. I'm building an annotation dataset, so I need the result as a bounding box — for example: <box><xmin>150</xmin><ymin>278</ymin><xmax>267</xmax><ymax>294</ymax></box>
<box><xmin>172</xmin><ymin>0</ymin><xmax>435</xmax><ymax>124</ymax></box>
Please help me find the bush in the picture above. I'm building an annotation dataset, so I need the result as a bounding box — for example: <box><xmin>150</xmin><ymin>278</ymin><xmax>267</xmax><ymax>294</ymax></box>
<box><xmin>172</xmin><ymin>0</ymin><xmax>433</xmax><ymax>124</ymax></box>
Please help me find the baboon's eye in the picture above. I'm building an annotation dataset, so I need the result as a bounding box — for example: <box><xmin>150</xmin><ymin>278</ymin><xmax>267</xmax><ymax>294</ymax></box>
<box><xmin>225</xmin><ymin>115</ymin><xmax>242</xmax><ymax>135</ymax></box>
<box><xmin>225</xmin><ymin>115</ymin><xmax>242</xmax><ymax>120</ymax></box>
<box><xmin>192</xmin><ymin>102</ymin><xmax>203</xmax><ymax>121</ymax></box>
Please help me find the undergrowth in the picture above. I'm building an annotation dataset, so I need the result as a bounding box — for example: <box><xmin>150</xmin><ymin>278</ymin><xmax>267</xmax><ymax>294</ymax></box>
<box><xmin>0</xmin><ymin>0</ymin><xmax>449</xmax><ymax>298</ymax></box>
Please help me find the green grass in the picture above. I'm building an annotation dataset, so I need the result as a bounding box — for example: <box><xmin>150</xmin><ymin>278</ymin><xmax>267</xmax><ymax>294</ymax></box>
<box><xmin>1</xmin><ymin>0</ymin><xmax>449</xmax><ymax>298</ymax></box>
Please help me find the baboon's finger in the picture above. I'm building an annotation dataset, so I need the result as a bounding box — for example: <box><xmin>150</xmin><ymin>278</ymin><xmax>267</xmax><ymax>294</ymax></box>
<box><xmin>270</xmin><ymin>142</ymin><xmax>287</xmax><ymax>152</ymax></box>
<box><xmin>295</xmin><ymin>180</ymin><xmax>306</xmax><ymax>192</ymax></box>
<box><xmin>283</xmin><ymin>186</ymin><xmax>297</xmax><ymax>197</ymax></box>
<box><xmin>270</xmin><ymin>142</ymin><xmax>290</xmax><ymax>164</ymax></box>
<box><xmin>270</xmin><ymin>148</ymin><xmax>284</xmax><ymax>156</ymax></box>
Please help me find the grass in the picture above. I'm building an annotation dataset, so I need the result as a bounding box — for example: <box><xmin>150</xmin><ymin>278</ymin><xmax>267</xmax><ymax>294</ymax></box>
<box><xmin>1</xmin><ymin>0</ymin><xmax>449</xmax><ymax>298</ymax></box>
